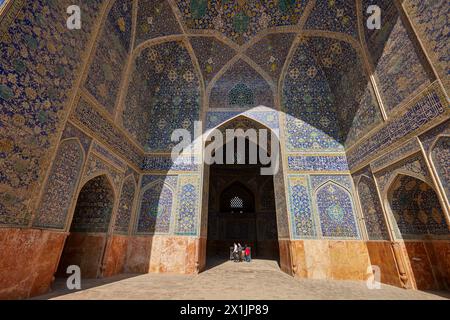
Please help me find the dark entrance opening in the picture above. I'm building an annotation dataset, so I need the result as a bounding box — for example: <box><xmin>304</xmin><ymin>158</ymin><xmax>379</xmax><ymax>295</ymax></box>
<box><xmin>206</xmin><ymin>134</ymin><xmax>279</xmax><ymax>263</ymax></box>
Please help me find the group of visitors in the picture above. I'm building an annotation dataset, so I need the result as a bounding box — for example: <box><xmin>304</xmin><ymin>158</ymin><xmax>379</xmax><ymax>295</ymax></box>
<box><xmin>232</xmin><ymin>243</ymin><xmax>251</xmax><ymax>262</ymax></box>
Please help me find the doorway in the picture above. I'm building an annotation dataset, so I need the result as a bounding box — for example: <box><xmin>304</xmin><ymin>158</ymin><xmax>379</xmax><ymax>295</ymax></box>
<box><xmin>56</xmin><ymin>174</ymin><xmax>115</xmax><ymax>278</ymax></box>
<box><xmin>205</xmin><ymin>119</ymin><xmax>280</xmax><ymax>265</ymax></box>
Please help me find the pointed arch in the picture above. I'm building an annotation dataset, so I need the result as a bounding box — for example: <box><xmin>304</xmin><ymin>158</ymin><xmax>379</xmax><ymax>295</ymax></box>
<box><xmin>205</xmin><ymin>112</ymin><xmax>279</xmax><ymax>142</ymax></box>
<box><xmin>136</xmin><ymin>179</ymin><xmax>174</xmax><ymax>234</ymax></box>
<box><xmin>69</xmin><ymin>174</ymin><xmax>116</xmax><ymax>233</ymax></box>
<box><xmin>208</xmin><ymin>59</ymin><xmax>276</xmax><ymax>111</ymax></box>
<box><xmin>386</xmin><ymin>173</ymin><xmax>449</xmax><ymax>239</ymax></box>
<box><xmin>81</xmin><ymin>169</ymin><xmax>120</xmax><ymax>201</ymax></box>
<box><xmin>314</xmin><ymin>181</ymin><xmax>360</xmax><ymax>239</ymax></box>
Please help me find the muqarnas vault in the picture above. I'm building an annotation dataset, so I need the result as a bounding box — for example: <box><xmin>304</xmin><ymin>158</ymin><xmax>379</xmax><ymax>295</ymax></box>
<box><xmin>0</xmin><ymin>0</ymin><xmax>449</xmax><ymax>299</ymax></box>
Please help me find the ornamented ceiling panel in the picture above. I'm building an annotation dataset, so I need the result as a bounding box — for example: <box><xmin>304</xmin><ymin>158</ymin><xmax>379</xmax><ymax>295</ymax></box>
<box><xmin>123</xmin><ymin>41</ymin><xmax>201</xmax><ymax>152</ymax></box>
<box><xmin>122</xmin><ymin>1</ymin><xmax>381</xmax><ymax>151</ymax></box>
<box><xmin>176</xmin><ymin>0</ymin><xmax>310</xmax><ymax>44</ymax></box>
<box><xmin>135</xmin><ymin>0</ymin><xmax>182</xmax><ymax>47</ymax></box>
<box><xmin>305</xmin><ymin>0</ymin><xmax>358</xmax><ymax>38</ymax></box>
<box><xmin>363</xmin><ymin>0</ymin><xmax>399</xmax><ymax>62</ymax></box>
<box><xmin>245</xmin><ymin>33</ymin><xmax>296</xmax><ymax>82</ymax></box>
<box><xmin>189</xmin><ymin>36</ymin><xmax>236</xmax><ymax>85</ymax></box>
<box><xmin>210</xmin><ymin>59</ymin><xmax>274</xmax><ymax>109</ymax></box>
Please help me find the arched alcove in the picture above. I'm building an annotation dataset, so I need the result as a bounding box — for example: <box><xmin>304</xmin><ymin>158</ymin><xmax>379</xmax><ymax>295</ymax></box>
<box><xmin>387</xmin><ymin>174</ymin><xmax>448</xmax><ymax>239</ymax></box>
<box><xmin>56</xmin><ymin>174</ymin><xmax>115</xmax><ymax>279</ymax></box>
<box><xmin>315</xmin><ymin>181</ymin><xmax>359</xmax><ymax>239</ymax></box>
<box><xmin>136</xmin><ymin>180</ymin><xmax>174</xmax><ymax>235</ymax></box>
<box><xmin>122</xmin><ymin>40</ymin><xmax>201</xmax><ymax>151</ymax></box>
<box><xmin>204</xmin><ymin>115</ymin><xmax>281</xmax><ymax>264</ymax></box>
<box><xmin>386</xmin><ymin>173</ymin><xmax>449</xmax><ymax>290</ymax></box>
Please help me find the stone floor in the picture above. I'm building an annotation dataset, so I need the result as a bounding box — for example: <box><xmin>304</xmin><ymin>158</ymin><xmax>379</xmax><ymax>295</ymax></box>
<box><xmin>34</xmin><ymin>259</ymin><xmax>449</xmax><ymax>300</ymax></box>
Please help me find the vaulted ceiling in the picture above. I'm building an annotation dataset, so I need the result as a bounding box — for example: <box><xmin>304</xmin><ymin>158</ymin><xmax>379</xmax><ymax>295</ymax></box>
<box><xmin>85</xmin><ymin>0</ymin><xmax>404</xmax><ymax>152</ymax></box>
<box><xmin>131</xmin><ymin>0</ymin><xmax>363</xmax><ymax>91</ymax></box>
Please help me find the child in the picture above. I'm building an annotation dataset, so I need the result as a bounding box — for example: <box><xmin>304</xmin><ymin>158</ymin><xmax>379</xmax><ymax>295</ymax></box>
<box><xmin>244</xmin><ymin>246</ymin><xmax>251</xmax><ymax>262</ymax></box>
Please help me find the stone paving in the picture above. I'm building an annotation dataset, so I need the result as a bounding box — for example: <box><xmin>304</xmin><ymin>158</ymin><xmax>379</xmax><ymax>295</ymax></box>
<box><xmin>34</xmin><ymin>259</ymin><xmax>449</xmax><ymax>300</ymax></box>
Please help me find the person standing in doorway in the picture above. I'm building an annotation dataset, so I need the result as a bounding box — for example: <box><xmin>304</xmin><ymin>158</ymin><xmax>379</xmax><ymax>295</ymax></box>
<box><xmin>244</xmin><ymin>245</ymin><xmax>251</xmax><ymax>262</ymax></box>
<box><xmin>237</xmin><ymin>243</ymin><xmax>243</xmax><ymax>262</ymax></box>
<box><xmin>233</xmin><ymin>242</ymin><xmax>239</xmax><ymax>262</ymax></box>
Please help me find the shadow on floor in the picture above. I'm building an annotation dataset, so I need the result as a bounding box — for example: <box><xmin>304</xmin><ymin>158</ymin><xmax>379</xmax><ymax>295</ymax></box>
<box><xmin>30</xmin><ymin>273</ymin><xmax>142</xmax><ymax>300</ymax></box>
<box><xmin>424</xmin><ymin>290</ymin><xmax>450</xmax><ymax>299</ymax></box>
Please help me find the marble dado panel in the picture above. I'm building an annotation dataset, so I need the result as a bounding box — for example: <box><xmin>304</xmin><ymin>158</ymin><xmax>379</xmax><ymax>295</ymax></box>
<box><xmin>125</xmin><ymin>235</ymin><xmax>204</xmax><ymax>275</ymax></box>
<box><xmin>289</xmin><ymin>240</ymin><xmax>371</xmax><ymax>281</ymax></box>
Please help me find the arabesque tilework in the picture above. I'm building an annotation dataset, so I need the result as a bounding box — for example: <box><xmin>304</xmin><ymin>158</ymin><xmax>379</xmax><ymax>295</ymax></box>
<box><xmin>71</xmin><ymin>98</ymin><xmax>143</xmax><ymax>165</ymax></box>
<box><xmin>83</xmin><ymin>153</ymin><xmax>124</xmax><ymax>193</ymax></box>
<box><xmin>135</xmin><ymin>0</ymin><xmax>181</xmax><ymax>47</ymax></box>
<box><xmin>114</xmin><ymin>175</ymin><xmax>137</xmax><ymax>234</ymax></box>
<box><xmin>137</xmin><ymin>179</ymin><xmax>175</xmax><ymax>234</ymax></box>
<box><xmin>306</xmin><ymin>0</ymin><xmax>357</xmax><ymax>38</ymax></box>
<box><xmin>430</xmin><ymin>137</ymin><xmax>450</xmax><ymax>201</ymax></box>
<box><xmin>373</xmin><ymin>19</ymin><xmax>431</xmax><ymax>113</ymax></box>
<box><xmin>374</xmin><ymin>153</ymin><xmax>430</xmax><ymax>194</ymax></box>
<box><xmin>245</xmin><ymin>33</ymin><xmax>295</xmax><ymax>82</ymax></box>
<box><xmin>32</xmin><ymin>139</ymin><xmax>85</xmax><ymax>229</ymax></box>
<box><xmin>0</xmin><ymin>0</ymin><xmax>102</xmax><ymax>225</ymax></box>
<box><xmin>347</xmin><ymin>83</ymin><xmax>447</xmax><ymax>170</ymax></box>
<box><xmin>70</xmin><ymin>174</ymin><xmax>115</xmax><ymax>233</ymax></box>
<box><xmin>356</xmin><ymin>175</ymin><xmax>389</xmax><ymax>240</ymax></box>
<box><xmin>0</xmin><ymin>1</ymin><xmax>449</xmax><ymax>291</ymax></box>
<box><xmin>33</xmin><ymin>123</ymin><xmax>92</xmax><ymax>229</ymax></box>
<box><xmin>176</xmin><ymin>0</ymin><xmax>309</xmax><ymax>44</ymax></box>
<box><xmin>315</xmin><ymin>181</ymin><xmax>360</xmax><ymax>239</ymax></box>
<box><xmin>123</xmin><ymin>41</ymin><xmax>200</xmax><ymax>152</ymax></box>
<box><xmin>283</xmin><ymin>38</ymin><xmax>343</xmax><ymax>152</ymax></box>
<box><xmin>175</xmin><ymin>175</ymin><xmax>200</xmax><ymax>236</ymax></box>
<box><xmin>287</xmin><ymin>175</ymin><xmax>316</xmax><ymax>239</ymax></box>
<box><xmin>190</xmin><ymin>36</ymin><xmax>236</xmax><ymax>86</ymax></box>
<box><xmin>85</xmin><ymin>0</ymin><xmax>133</xmax><ymax>114</ymax></box>
<box><xmin>389</xmin><ymin>174</ymin><xmax>449</xmax><ymax>240</ymax></box>
<box><xmin>210</xmin><ymin>59</ymin><xmax>273</xmax><ymax>109</ymax></box>
<box><xmin>403</xmin><ymin>0</ymin><xmax>449</xmax><ymax>89</ymax></box>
